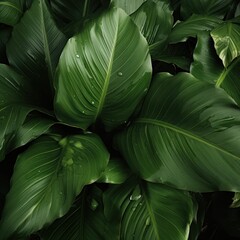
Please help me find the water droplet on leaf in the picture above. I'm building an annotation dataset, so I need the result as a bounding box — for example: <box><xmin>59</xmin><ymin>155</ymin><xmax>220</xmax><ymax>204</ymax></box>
<box><xmin>91</xmin><ymin>101</ymin><xmax>95</xmax><ymax>105</ymax></box>
<box><xmin>118</xmin><ymin>72</ymin><xmax>123</xmax><ymax>77</ymax></box>
<box><xmin>145</xmin><ymin>217</ymin><xmax>151</xmax><ymax>226</ymax></box>
<box><xmin>76</xmin><ymin>54</ymin><xmax>80</xmax><ymax>58</ymax></box>
<box><xmin>130</xmin><ymin>186</ymin><xmax>142</xmax><ymax>201</ymax></box>
<box><xmin>90</xmin><ymin>198</ymin><xmax>99</xmax><ymax>211</ymax></box>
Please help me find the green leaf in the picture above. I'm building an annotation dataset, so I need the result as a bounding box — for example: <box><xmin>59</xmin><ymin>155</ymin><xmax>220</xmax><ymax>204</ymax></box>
<box><xmin>40</xmin><ymin>186</ymin><xmax>111</xmax><ymax>240</ymax></box>
<box><xmin>98</xmin><ymin>157</ymin><xmax>132</xmax><ymax>184</ymax></box>
<box><xmin>191</xmin><ymin>32</ymin><xmax>240</xmax><ymax>106</ymax></box>
<box><xmin>0</xmin><ymin>133</ymin><xmax>109</xmax><ymax>239</ymax></box>
<box><xmin>49</xmin><ymin>0</ymin><xmax>105</xmax><ymax>36</ymax></box>
<box><xmin>111</xmin><ymin>0</ymin><xmax>147</xmax><ymax>15</ymax></box>
<box><xmin>180</xmin><ymin>0</ymin><xmax>234</xmax><ymax>19</ymax></box>
<box><xmin>0</xmin><ymin>64</ymin><xmax>41</xmax><ymax>161</ymax></box>
<box><xmin>131</xmin><ymin>0</ymin><xmax>173</xmax><ymax>57</ymax></box>
<box><xmin>103</xmin><ymin>178</ymin><xmax>198</xmax><ymax>240</ymax></box>
<box><xmin>231</xmin><ymin>192</ymin><xmax>240</xmax><ymax>208</ymax></box>
<box><xmin>55</xmin><ymin>7</ymin><xmax>152</xmax><ymax>130</ymax></box>
<box><xmin>6</xmin><ymin>0</ymin><xmax>67</xmax><ymax>106</ymax></box>
<box><xmin>211</xmin><ymin>22</ymin><xmax>240</xmax><ymax>67</ymax></box>
<box><xmin>0</xmin><ymin>0</ymin><xmax>23</xmax><ymax>26</ymax></box>
<box><xmin>12</xmin><ymin>112</ymin><xmax>55</xmax><ymax>150</ymax></box>
<box><xmin>156</xmin><ymin>42</ymin><xmax>192</xmax><ymax>70</ymax></box>
<box><xmin>169</xmin><ymin>14</ymin><xmax>222</xmax><ymax>43</ymax></box>
<box><xmin>115</xmin><ymin>72</ymin><xmax>240</xmax><ymax>192</ymax></box>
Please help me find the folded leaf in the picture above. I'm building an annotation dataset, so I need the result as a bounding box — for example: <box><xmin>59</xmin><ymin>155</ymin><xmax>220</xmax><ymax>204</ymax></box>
<box><xmin>116</xmin><ymin>72</ymin><xmax>240</xmax><ymax>192</ymax></box>
<box><xmin>211</xmin><ymin>22</ymin><xmax>240</xmax><ymax>67</ymax></box>
<box><xmin>6</xmin><ymin>0</ymin><xmax>67</xmax><ymax>107</ymax></box>
<box><xmin>131</xmin><ymin>0</ymin><xmax>173</xmax><ymax>57</ymax></box>
<box><xmin>0</xmin><ymin>0</ymin><xmax>23</xmax><ymax>26</ymax></box>
<box><xmin>55</xmin><ymin>7</ymin><xmax>152</xmax><ymax>130</ymax></box>
<box><xmin>40</xmin><ymin>186</ymin><xmax>111</xmax><ymax>240</ymax></box>
<box><xmin>169</xmin><ymin>14</ymin><xmax>222</xmax><ymax>43</ymax></box>
<box><xmin>0</xmin><ymin>133</ymin><xmax>109</xmax><ymax>239</ymax></box>
<box><xmin>103</xmin><ymin>178</ymin><xmax>198</xmax><ymax>240</ymax></box>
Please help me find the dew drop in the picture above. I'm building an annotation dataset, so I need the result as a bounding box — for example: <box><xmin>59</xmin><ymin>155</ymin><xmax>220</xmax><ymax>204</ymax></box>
<box><xmin>82</xmin><ymin>110</ymin><xmax>85</xmax><ymax>114</ymax></box>
<box><xmin>59</xmin><ymin>191</ymin><xmax>63</xmax><ymax>195</ymax></box>
<box><xmin>76</xmin><ymin>54</ymin><xmax>80</xmax><ymax>58</ymax></box>
<box><xmin>145</xmin><ymin>216</ymin><xmax>151</xmax><ymax>226</ymax></box>
<box><xmin>90</xmin><ymin>198</ymin><xmax>99</xmax><ymax>211</ymax></box>
<box><xmin>144</xmin><ymin>88</ymin><xmax>148</xmax><ymax>93</ymax></box>
<box><xmin>130</xmin><ymin>186</ymin><xmax>142</xmax><ymax>201</ymax></box>
<box><xmin>38</xmin><ymin>170</ymin><xmax>41</xmax><ymax>173</ymax></box>
<box><xmin>74</xmin><ymin>142</ymin><xmax>83</xmax><ymax>149</ymax></box>
<box><xmin>118</xmin><ymin>71</ymin><xmax>123</xmax><ymax>77</ymax></box>
<box><xmin>91</xmin><ymin>101</ymin><xmax>95</xmax><ymax>105</ymax></box>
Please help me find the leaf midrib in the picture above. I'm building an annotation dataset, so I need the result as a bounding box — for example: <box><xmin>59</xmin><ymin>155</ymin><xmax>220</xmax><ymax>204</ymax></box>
<box><xmin>94</xmin><ymin>21</ymin><xmax>119</xmax><ymax>121</ymax></box>
<box><xmin>136</xmin><ymin>118</ymin><xmax>240</xmax><ymax>160</ymax></box>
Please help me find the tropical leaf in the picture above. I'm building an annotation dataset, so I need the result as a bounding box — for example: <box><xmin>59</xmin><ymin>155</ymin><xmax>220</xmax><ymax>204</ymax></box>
<box><xmin>54</xmin><ymin>7</ymin><xmax>152</xmax><ymax>130</ymax></box>
<box><xmin>111</xmin><ymin>0</ymin><xmax>147</xmax><ymax>15</ymax></box>
<box><xmin>98</xmin><ymin>157</ymin><xmax>132</xmax><ymax>184</ymax></box>
<box><xmin>156</xmin><ymin>42</ymin><xmax>192</xmax><ymax>70</ymax></box>
<box><xmin>12</xmin><ymin>112</ymin><xmax>55</xmax><ymax>150</ymax></box>
<box><xmin>169</xmin><ymin>14</ymin><xmax>222</xmax><ymax>43</ymax></box>
<box><xmin>6</xmin><ymin>0</ymin><xmax>67</xmax><ymax>107</ymax></box>
<box><xmin>103</xmin><ymin>178</ymin><xmax>198</xmax><ymax>240</ymax></box>
<box><xmin>131</xmin><ymin>0</ymin><xmax>173</xmax><ymax>57</ymax></box>
<box><xmin>180</xmin><ymin>0</ymin><xmax>235</xmax><ymax>19</ymax></box>
<box><xmin>0</xmin><ymin>64</ymin><xmax>42</xmax><ymax>161</ymax></box>
<box><xmin>40</xmin><ymin>186</ymin><xmax>111</xmax><ymax>240</ymax></box>
<box><xmin>191</xmin><ymin>31</ymin><xmax>240</xmax><ymax>106</ymax></box>
<box><xmin>49</xmin><ymin>0</ymin><xmax>105</xmax><ymax>36</ymax></box>
<box><xmin>0</xmin><ymin>133</ymin><xmax>109</xmax><ymax>239</ymax></box>
<box><xmin>0</xmin><ymin>0</ymin><xmax>23</xmax><ymax>26</ymax></box>
<box><xmin>231</xmin><ymin>192</ymin><xmax>240</xmax><ymax>208</ymax></box>
<box><xmin>211</xmin><ymin>22</ymin><xmax>240</xmax><ymax>67</ymax></box>
<box><xmin>116</xmin><ymin>72</ymin><xmax>240</xmax><ymax>192</ymax></box>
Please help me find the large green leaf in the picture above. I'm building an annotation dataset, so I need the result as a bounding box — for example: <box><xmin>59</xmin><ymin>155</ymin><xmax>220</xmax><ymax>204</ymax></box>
<box><xmin>169</xmin><ymin>14</ymin><xmax>222</xmax><ymax>43</ymax></box>
<box><xmin>103</xmin><ymin>178</ymin><xmax>198</xmax><ymax>240</ymax></box>
<box><xmin>180</xmin><ymin>0</ymin><xmax>235</xmax><ymax>19</ymax></box>
<box><xmin>0</xmin><ymin>133</ymin><xmax>109</xmax><ymax>239</ymax></box>
<box><xmin>40</xmin><ymin>186</ymin><xmax>111</xmax><ymax>240</ymax></box>
<box><xmin>211</xmin><ymin>22</ymin><xmax>240</xmax><ymax>67</ymax></box>
<box><xmin>55</xmin><ymin>7</ymin><xmax>152</xmax><ymax>130</ymax></box>
<box><xmin>0</xmin><ymin>0</ymin><xmax>23</xmax><ymax>26</ymax></box>
<box><xmin>131</xmin><ymin>0</ymin><xmax>173</xmax><ymax>57</ymax></box>
<box><xmin>116</xmin><ymin>72</ymin><xmax>240</xmax><ymax>192</ymax></box>
<box><xmin>111</xmin><ymin>0</ymin><xmax>147</xmax><ymax>15</ymax></box>
<box><xmin>0</xmin><ymin>64</ymin><xmax>42</xmax><ymax>161</ymax></box>
<box><xmin>6</xmin><ymin>0</ymin><xmax>67</xmax><ymax>106</ymax></box>
<box><xmin>191</xmin><ymin>32</ymin><xmax>240</xmax><ymax>106</ymax></box>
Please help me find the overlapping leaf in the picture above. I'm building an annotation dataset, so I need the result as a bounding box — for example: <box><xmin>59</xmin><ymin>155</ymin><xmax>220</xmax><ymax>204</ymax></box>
<box><xmin>169</xmin><ymin>14</ymin><xmax>222</xmax><ymax>43</ymax></box>
<box><xmin>191</xmin><ymin>32</ymin><xmax>240</xmax><ymax>106</ymax></box>
<box><xmin>211</xmin><ymin>22</ymin><xmax>240</xmax><ymax>67</ymax></box>
<box><xmin>181</xmin><ymin>0</ymin><xmax>235</xmax><ymax>19</ymax></box>
<box><xmin>55</xmin><ymin>7</ymin><xmax>152</xmax><ymax>130</ymax></box>
<box><xmin>0</xmin><ymin>0</ymin><xmax>23</xmax><ymax>26</ymax></box>
<box><xmin>40</xmin><ymin>186</ymin><xmax>111</xmax><ymax>240</ymax></box>
<box><xmin>131</xmin><ymin>0</ymin><xmax>173</xmax><ymax>57</ymax></box>
<box><xmin>116</xmin><ymin>72</ymin><xmax>240</xmax><ymax>192</ymax></box>
<box><xmin>103</xmin><ymin>178</ymin><xmax>198</xmax><ymax>240</ymax></box>
<box><xmin>0</xmin><ymin>134</ymin><xmax>109</xmax><ymax>239</ymax></box>
<box><xmin>6</xmin><ymin>0</ymin><xmax>67</xmax><ymax>107</ymax></box>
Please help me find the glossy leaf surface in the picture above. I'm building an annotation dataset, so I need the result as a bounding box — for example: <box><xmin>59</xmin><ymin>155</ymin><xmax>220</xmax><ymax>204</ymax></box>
<box><xmin>111</xmin><ymin>0</ymin><xmax>146</xmax><ymax>15</ymax></box>
<box><xmin>211</xmin><ymin>22</ymin><xmax>240</xmax><ymax>67</ymax></box>
<box><xmin>6</xmin><ymin>0</ymin><xmax>67</xmax><ymax>106</ymax></box>
<box><xmin>55</xmin><ymin>7</ymin><xmax>152</xmax><ymax>130</ymax></box>
<box><xmin>104</xmin><ymin>178</ymin><xmax>198</xmax><ymax>240</ymax></box>
<box><xmin>116</xmin><ymin>73</ymin><xmax>240</xmax><ymax>192</ymax></box>
<box><xmin>0</xmin><ymin>134</ymin><xmax>109</xmax><ymax>239</ymax></box>
<box><xmin>131</xmin><ymin>0</ymin><xmax>173</xmax><ymax>57</ymax></box>
<box><xmin>40</xmin><ymin>186</ymin><xmax>110</xmax><ymax>240</ymax></box>
<box><xmin>169</xmin><ymin>15</ymin><xmax>222</xmax><ymax>43</ymax></box>
<box><xmin>191</xmin><ymin>32</ymin><xmax>240</xmax><ymax>106</ymax></box>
